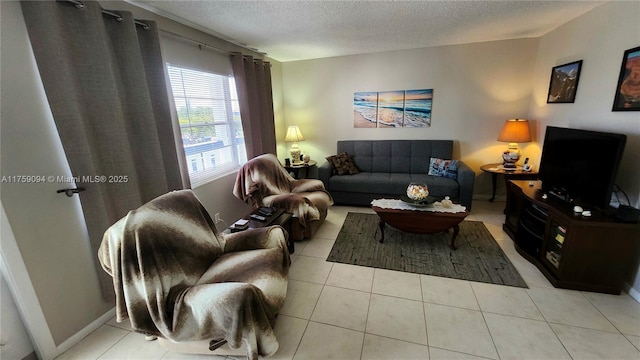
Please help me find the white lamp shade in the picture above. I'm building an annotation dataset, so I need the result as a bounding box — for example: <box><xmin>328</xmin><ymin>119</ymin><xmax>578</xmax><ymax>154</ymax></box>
<box><xmin>284</xmin><ymin>126</ymin><xmax>305</xmax><ymax>142</ymax></box>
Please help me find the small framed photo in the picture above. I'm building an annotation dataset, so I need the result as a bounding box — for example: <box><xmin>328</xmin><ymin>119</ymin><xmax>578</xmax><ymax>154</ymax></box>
<box><xmin>612</xmin><ymin>46</ymin><xmax>640</xmax><ymax>111</ymax></box>
<box><xmin>547</xmin><ymin>60</ymin><xmax>583</xmax><ymax>103</ymax></box>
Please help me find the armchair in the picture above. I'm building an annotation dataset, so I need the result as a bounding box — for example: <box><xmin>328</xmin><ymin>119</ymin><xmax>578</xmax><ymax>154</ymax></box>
<box><xmin>98</xmin><ymin>190</ymin><xmax>289</xmax><ymax>359</ymax></box>
<box><xmin>233</xmin><ymin>153</ymin><xmax>333</xmax><ymax>241</ymax></box>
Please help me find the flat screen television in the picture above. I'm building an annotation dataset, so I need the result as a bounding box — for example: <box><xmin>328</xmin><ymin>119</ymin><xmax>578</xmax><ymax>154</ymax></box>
<box><xmin>538</xmin><ymin>126</ymin><xmax>626</xmax><ymax>210</ymax></box>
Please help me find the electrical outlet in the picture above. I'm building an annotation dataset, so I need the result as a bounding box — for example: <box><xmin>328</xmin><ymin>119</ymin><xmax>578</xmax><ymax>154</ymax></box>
<box><xmin>214</xmin><ymin>213</ymin><xmax>221</xmax><ymax>223</ymax></box>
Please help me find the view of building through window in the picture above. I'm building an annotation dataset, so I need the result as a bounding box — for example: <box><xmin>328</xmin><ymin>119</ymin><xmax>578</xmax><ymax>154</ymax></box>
<box><xmin>167</xmin><ymin>64</ymin><xmax>246</xmax><ymax>186</ymax></box>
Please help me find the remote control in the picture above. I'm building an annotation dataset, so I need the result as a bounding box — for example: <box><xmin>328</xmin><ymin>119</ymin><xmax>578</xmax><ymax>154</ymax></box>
<box><xmin>250</xmin><ymin>214</ymin><xmax>266</xmax><ymax>222</ymax></box>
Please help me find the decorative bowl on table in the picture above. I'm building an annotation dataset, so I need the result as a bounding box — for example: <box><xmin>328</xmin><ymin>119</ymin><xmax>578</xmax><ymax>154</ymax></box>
<box><xmin>402</xmin><ymin>183</ymin><xmax>435</xmax><ymax>206</ymax></box>
<box><xmin>406</xmin><ymin>182</ymin><xmax>429</xmax><ymax>200</ymax></box>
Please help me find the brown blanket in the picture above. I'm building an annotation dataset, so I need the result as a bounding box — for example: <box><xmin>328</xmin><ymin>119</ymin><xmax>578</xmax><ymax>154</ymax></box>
<box><xmin>98</xmin><ymin>190</ymin><xmax>289</xmax><ymax>359</ymax></box>
<box><xmin>233</xmin><ymin>153</ymin><xmax>333</xmax><ymax>226</ymax></box>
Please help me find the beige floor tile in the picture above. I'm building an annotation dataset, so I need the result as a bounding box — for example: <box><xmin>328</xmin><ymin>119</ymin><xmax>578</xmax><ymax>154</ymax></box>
<box><xmin>270</xmin><ymin>315</ymin><xmax>308</xmax><ymax>360</ymax></box>
<box><xmin>428</xmin><ymin>346</ymin><xmax>494</xmax><ymax>359</ymax></box>
<box><xmin>279</xmin><ymin>280</ymin><xmax>323</xmax><ymax>319</ymax></box>
<box><xmin>366</xmin><ymin>294</ymin><xmax>428</xmax><ymax>345</ymax></box>
<box><xmin>293</xmin><ymin>322</ymin><xmax>364</xmax><ymax>359</ymax></box>
<box><xmin>56</xmin><ymin>325</ymin><xmax>129</xmax><ymax>360</ymax></box>
<box><xmin>106</xmin><ymin>316</ymin><xmax>133</xmax><ymax>331</ymax></box>
<box><xmin>97</xmin><ymin>331</ymin><xmax>168</xmax><ymax>359</ymax></box>
<box><xmin>484</xmin><ymin>223</ymin><xmax>506</xmax><ymax>241</ymax></box>
<box><xmin>484</xmin><ymin>312</ymin><xmax>570</xmax><ymax>360</ymax></box>
<box><xmin>582</xmin><ymin>291</ymin><xmax>640</xmax><ymax>336</ymax></box>
<box><xmin>326</xmin><ymin>263</ymin><xmax>374</xmax><ymax>292</ymax></box>
<box><xmin>310</xmin><ymin>285</ymin><xmax>370</xmax><ymax>331</ymax></box>
<box><xmin>551</xmin><ymin>323</ymin><xmax>640</xmax><ymax>359</ymax></box>
<box><xmin>424</xmin><ymin>303</ymin><xmax>498</xmax><ymax>359</ymax></box>
<box><xmin>625</xmin><ymin>334</ymin><xmax>640</xmax><ymax>351</ymax></box>
<box><xmin>361</xmin><ymin>334</ymin><xmax>429</xmax><ymax>359</ymax></box>
<box><xmin>471</xmin><ymin>282</ymin><xmax>543</xmax><ymax>320</ymax></box>
<box><xmin>299</xmin><ymin>238</ymin><xmax>335</xmax><ymax>258</ymax></box>
<box><xmin>162</xmin><ymin>351</ymin><xmax>228</xmax><ymax>360</ymax></box>
<box><xmin>312</xmin><ymin>216</ymin><xmax>344</xmax><ymax>240</ymax></box>
<box><xmin>527</xmin><ymin>287</ymin><xmax>618</xmax><ymax>332</ymax></box>
<box><xmin>510</xmin><ymin>261</ymin><xmax>554</xmax><ymax>289</ymax></box>
<box><xmin>372</xmin><ymin>268</ymin><xmax>422</xmax><ymax>301</ymax></box>
<box><xmin>289</xmin><ymin>255</ymin><xmax>333</xmax><ymax>284</ymax></box>
<box><xmin>291</xmin><ymin>240</ymin><xmax>308</xmax><ymax>256</ymax></box>
<box><xmin>420</xmin><ymin>275</ymin><xmax>480</xmax><ymax>310</ymax></box>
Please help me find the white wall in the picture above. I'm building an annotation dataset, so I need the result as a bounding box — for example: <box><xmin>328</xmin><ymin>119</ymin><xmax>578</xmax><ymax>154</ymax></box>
<box><xmin>279</xmin><ymin>38</ymin><xmax>540</xmax><ymax>197</ymax></box>
<box><xmin>1</xmin><ymin>270</ymin><xmax>34</xmax><ymax>360</ymax></box>
<box><xmin>529</xmin><ymin>1</ymin><xmax>640</xmax><ymax>208</ymax></box>
<box><xmin>527</xmin><ymin>1</ymin><xmax>640</xmax><ymax>295</ymax></box>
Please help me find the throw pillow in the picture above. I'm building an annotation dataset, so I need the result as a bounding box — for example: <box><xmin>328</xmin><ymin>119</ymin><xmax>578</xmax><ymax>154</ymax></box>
<box><xmin>326</xmin><ymin>152</ymin><xmax>359</xmax><ymax>175</ymax></box>
<box><xmin>428</xmin><ymin>158</ymin><xmax>459</xmax><ymax>179</ymax></box>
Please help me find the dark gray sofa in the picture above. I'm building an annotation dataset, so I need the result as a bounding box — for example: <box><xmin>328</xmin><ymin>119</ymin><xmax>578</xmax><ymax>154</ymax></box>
<box><xmin>318</xmin><ymin>140</ymin><xmax>475</xmax><ymax>210</ymax></box>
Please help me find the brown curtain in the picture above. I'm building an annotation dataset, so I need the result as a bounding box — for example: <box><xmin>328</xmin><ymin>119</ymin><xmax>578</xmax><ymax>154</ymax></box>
<box><xmin>231</xmin><ymin>53</ymin><xmax>277</xmax><ymax>159</ymax></box>
<box><xmin>21</xmin><ymin>1</ymin><xmax>187</xmax><ymax>297</ymax></box>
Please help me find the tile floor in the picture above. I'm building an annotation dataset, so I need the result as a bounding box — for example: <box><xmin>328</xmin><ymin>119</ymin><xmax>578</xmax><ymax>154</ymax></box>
<box><xmin>56</xmin><ymin>201</ymin><xmax>640</xmax><ymax>359</ymax></box>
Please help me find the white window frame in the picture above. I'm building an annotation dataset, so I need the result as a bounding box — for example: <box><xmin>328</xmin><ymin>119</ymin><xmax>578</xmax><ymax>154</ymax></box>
<box><xmin>167</xmin><ymin>64</ymin><xmax>246</xmax><ymax>187</ymax></box>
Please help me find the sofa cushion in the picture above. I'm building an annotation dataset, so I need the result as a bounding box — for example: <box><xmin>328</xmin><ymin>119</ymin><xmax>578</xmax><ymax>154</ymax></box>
<box><xmin>428</xmin><ymin>158</ymin><xmax>459</xmax><ymax>179</ymax></box>
<box><xmin>409</xmin><ymin>174</ymin><xmax>460</xmax><ymax>199</ymax></box>
<box><xmin>337</xmin><ymin>140</ymin><xmax>453</xmax><ymax>174</ymax></box>
<box><xmin>329</xmin><ymin>172</ymin><xmax>459</xmax><ymax>199</ymax></box>
<box><xmin>326</xmin><ymin>152</ymin><xmax>359</xmax><ymax>175</ymax></box>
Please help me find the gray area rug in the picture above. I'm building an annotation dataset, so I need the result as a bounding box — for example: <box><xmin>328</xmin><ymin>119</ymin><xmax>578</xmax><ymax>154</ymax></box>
<box><xmin>327</xmin><ymin>212</ymin><xmax>528</xmax><ymax>288</ymax></box>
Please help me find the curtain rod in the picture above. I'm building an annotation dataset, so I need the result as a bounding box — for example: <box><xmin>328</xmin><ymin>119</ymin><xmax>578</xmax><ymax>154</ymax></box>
<box><xmin>160</xmin><ymin>29</ymin><xmax>269</xmax><ymax>61</ymax></box>
<box><xmin>65</xmin><ymin>0</ymin><xmax>267</xmax><ymax>57</ymax></box>
<box><xmin>64</xmin><ymin>0</ymin><xmax>268</xmax><ymax>60</ymax></box>
<box><xmin>65</xmin><ymin>0</ymin><xmax>150</xmax><ymax>29</ymax></box>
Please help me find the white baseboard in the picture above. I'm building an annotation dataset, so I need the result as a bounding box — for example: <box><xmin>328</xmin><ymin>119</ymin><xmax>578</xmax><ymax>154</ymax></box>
<box><xmin>625</xmin><ymin>283</ymin><xmax>640</xmax><ymax>303</ymax></box>
<box><xmin>57</xmin><ymin>308</ymin><xmax>116</xmax><ymax>355</ymax></box>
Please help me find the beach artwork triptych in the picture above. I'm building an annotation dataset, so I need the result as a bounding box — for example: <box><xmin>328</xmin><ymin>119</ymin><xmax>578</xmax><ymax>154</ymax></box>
<box><xmin>353</xmin><ymin>89</ymin><xmax>433</xmax><ymax>128</ymax></box>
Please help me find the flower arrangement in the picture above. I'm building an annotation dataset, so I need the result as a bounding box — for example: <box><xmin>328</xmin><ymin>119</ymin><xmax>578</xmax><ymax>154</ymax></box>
<box><xmin>406</xmin><ymin>183</ymin><xmax>429</xmax><ymax>201</ymax></box>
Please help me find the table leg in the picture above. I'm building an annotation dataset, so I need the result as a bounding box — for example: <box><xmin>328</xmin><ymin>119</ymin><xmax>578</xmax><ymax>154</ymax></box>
<box><xmin>450</xmin><ymin>225</ymin><xmax>459</xmax><ymax>250</ymax></box>
<box><xmin>489</xmin><ymin>173</ymin><xmax>497</xmax><ymax>202</ymax></box>
<box><xmin>378</xmin><ymin>219</ymin><xmax>385</xmax><ymax>243</ymax></box>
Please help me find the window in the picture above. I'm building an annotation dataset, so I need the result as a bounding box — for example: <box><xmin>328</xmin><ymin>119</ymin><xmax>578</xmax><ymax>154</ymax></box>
<box><xmin>167</xmin><ymin>64</ymin><xmax>246</xmax><ymax>186</ymax></box>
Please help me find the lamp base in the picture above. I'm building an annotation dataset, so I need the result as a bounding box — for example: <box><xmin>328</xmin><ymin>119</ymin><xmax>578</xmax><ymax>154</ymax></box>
<box><xmin>290</xmin><ymin>149</ymin><xmax>301</xmax><ymax>164</ymax></box>
<box><xmin>502</xmin><ymin>143</ymin><xmax>521</xmax><ymax>169</ymax></box>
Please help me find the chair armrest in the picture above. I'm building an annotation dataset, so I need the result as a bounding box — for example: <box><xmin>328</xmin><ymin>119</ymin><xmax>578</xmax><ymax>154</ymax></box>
<box><xmin>318</xmin><ymin>162</ymin><xmax>333</xmax><ymax>189</ymax></box>
<box><xmin>456</xmin><ymin>161</ymin><xmax>476</xmax><ymax>210</ymax></box>
<box><xmin>220</xmin><ymin>226</ymin><xmax>287</xmax><ymax>253</ymax></box>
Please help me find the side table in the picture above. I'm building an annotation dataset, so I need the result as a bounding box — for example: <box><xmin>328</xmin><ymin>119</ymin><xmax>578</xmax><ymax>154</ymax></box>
<box><xmin>283</xmin><ymin>160</ymin><xmax>317</xmax><ymax>179</ymax></box>
<box><xmin>480</xmin><ymin>163</ymin><xmax>538</xmax><ymax>202</ymax></box>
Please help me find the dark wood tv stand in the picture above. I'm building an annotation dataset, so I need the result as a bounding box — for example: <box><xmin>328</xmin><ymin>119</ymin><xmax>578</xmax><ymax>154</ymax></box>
<box><xmin>504</xmin><ymin>180</ymin><xmax>640</xmax><ymax>294</ymax></box>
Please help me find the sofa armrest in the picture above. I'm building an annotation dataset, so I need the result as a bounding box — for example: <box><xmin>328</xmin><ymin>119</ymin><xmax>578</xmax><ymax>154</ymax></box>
<box><xmin>456</xmin><ymin>161</ymin><xmax>476</xmax><ymax>211</ymax></box>
<box><xmin>318</xmin><ymin>162</ymin><xmax>333</xmax><ymax>189</ymax></box>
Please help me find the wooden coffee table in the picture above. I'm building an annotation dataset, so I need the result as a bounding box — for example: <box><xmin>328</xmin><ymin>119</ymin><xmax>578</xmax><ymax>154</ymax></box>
<box><xmin>372</xmin><ymin>204</ymin><xmax>469</xmax><ymax>250</ymax></box>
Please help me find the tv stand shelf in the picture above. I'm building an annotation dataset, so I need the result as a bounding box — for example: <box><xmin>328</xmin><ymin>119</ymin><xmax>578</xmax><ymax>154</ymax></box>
<box><xmin>504</xmin><ymin>180</ymin><xmax>640</xmax><ymax>294</ymax></box>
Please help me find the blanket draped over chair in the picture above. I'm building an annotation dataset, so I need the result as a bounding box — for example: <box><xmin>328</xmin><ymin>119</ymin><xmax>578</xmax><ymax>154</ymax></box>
<box><xmin>98</xmin><ymin>190</ymin><xmax>289</xmax><ymax>359</ymax></box>
<box><xmin>233</xmin><ymin>153</ymin><xmax>333</xmax><ymax>231</ymax></box>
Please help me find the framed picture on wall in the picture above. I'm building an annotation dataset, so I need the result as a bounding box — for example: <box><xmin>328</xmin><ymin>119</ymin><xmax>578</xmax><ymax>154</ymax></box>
<box><xmin>612</xmin><ymin>46</ymin><xmax>640</xmax><ymax>111</ymax></box>
<box><xmin>547</xmin><ymin>60</ymin><xmax>583</xmax><ymax>103</ymax></box>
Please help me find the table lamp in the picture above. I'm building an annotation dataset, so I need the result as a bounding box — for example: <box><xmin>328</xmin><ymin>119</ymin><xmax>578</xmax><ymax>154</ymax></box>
<box><xmin>285</xmin><ymin>125</ymin><xmax>305</xmax><ymax>164</ymax></box>
<box><xmin>497</xmin><ymin>118</ymin><xmax>531</xmax><ymax>169</ymax></box>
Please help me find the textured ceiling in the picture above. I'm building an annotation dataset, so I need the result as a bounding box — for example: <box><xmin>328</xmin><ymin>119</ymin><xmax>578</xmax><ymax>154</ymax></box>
<box><xmin>133</xmin><ymin>0</ymin><xmax>604</xmax><ymax>62</ymax></box>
